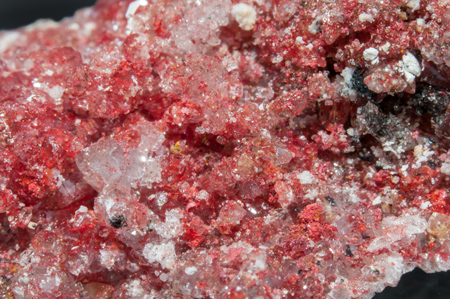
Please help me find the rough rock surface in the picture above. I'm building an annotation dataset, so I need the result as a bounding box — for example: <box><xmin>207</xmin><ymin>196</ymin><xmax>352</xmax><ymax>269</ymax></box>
<box><xmin>1</xmin><ymin>0</ymin><xmax>450</xmax><ymax>298</ymax></box>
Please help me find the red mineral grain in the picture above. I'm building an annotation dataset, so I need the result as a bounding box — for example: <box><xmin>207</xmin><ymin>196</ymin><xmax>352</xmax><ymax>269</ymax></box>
<box><xmin>1</xmin><ymin>0</ymin><xmax>450</xmax><ymax>298</ymax></box>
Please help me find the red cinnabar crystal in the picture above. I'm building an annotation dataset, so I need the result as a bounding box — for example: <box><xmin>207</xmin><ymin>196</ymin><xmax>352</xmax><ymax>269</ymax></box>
<box><xmin>2</xmin><ymin>0</ymin><xmax>450</xmax><ymax>298</ymax></box>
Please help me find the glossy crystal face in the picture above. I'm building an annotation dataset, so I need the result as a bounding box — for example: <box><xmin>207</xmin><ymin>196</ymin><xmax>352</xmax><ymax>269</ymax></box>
<box><xmin>1</xmin><ymin>0</ymin><xmax>450</xmax><ymax>298</ymax></box>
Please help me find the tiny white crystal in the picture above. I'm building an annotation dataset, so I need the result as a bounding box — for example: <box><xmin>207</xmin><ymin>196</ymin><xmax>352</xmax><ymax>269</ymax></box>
<box><xmin>47</xmin><ymin>85</ymin><xmax>65</xmax><ymax>101</ymax></box>
<box><xmin>341</xmin><ymin>67</ymin><xmax>355</xmax><ymax>87</ymax></box>
<box><xmin>155</xmin><ymin>192</ymin><xmax>168</xmax><ymax>207</ymax></box>
<box><xmin>126</xmin><ymin>0</ymin><xmax>148</xmax><ymax>18</ymax></box>
<box><xmin>100</xmin><ymin>249</ymin><xmax>118</xmax><ymax>270</ymax></box>
<box><xmin>75</xmin><ymin>206</ymin><xmax>88</xmax><ymax>214</ymax></box>
<box><xmin>184</xmin><ymin>266</ymin><xmax>198</xmax><ymax>275</ymax></box>
<box><xmin>298</xmin><ymin>171</ymin><xmax>315</xmax><ymax>184</ymax></box>
<box><xmin>416</xmin><ymin>18</ymin><xmax>425</xmax><ymax>26</ymax></box>
<box><xmin>441</xmin><ymin>162</ymin><xmax>450</xmax><ymax>175</ymax></box>
<box><xmin>381</xmin><ymin>42</ymin><xmax>391</xmax><ymax>53</ymax></box>
<box><xmin>143</xmin><ymin>241</ymin><xmax>176</xmax><ymax>270</ymax></box>
<box><xmin>359</xmin><ymin>13</ymin><xmax>374</xmax><ymax>23</ymax></box>
<box><xmin>402</xmin><ymin>51</ymin><xmax>421</xmax><ymax>77</ymax></box>
<box><xmin>295</xmin><ymin>36</ymin><xmax>305</xmax><ymax>44</ymax></box>
<box><xmin>126</xmin><ymin>279</ymin><xmax>145</xmax><ymax>298</ymax></box>
<box><xmin>308</xmin><ymin>17</ymin><xmax>323</xmax><ymax>34</ymax></box>
<box><xmin>404</xmin><ymin>71</ymin><xmax>416</xmax><ymax>83</ymax></box>
<box><xmin>159</xmin><ymin>273</ymin><xmax>169</xmax><ymax>282</ymax></box>
<box><xmin>420</xmin><ymin>201</ymin><xmax>432</xmax><ymax>209</ymax></box>
<box><xmin>231</xmin><ymin>3</ymin><xmax>257</xmax><ymax>31</ymax></box>
<box><xmin>407</xmin><ymin>0</ymin><xmax>420</xmax><ymax>11</ymax></box>
<box><xmin>155</xmin><ymin>209</ymin><xmax>183</xmax><ymax>239</ymax></box>
<box><xmin>363</xmin><ymin>47</ymin><xmax>379</xmax><ymax>61</ymax></box>
<box><xmin>196</xmin><ymin>190</ymin><xmax>210</xmax><ymax>200</ymax></box>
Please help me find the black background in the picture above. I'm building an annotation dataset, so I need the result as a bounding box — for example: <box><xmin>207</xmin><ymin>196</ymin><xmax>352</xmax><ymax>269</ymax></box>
<box><xmin>0</xmin><ymin>1</ymin><xmax>449</xmax><ymax>298</ymax></box>
<box><xmin>0</xmin><ymin>0</ymin><xmax>96</xmax><ymax>30</ymax></box>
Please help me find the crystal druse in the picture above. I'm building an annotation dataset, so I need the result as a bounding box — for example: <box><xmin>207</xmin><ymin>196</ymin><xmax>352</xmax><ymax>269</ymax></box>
<box><xmin>1</xmin><ymin>0</ymin><xmax>450</xmax><ymax>298</ymax></box>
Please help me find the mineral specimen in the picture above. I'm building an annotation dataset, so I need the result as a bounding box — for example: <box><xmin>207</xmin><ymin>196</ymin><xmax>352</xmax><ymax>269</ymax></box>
<box><xmin>1</xmin><ymin>0</ymin><xmax>450</xmax><ymax>298</ymax></box>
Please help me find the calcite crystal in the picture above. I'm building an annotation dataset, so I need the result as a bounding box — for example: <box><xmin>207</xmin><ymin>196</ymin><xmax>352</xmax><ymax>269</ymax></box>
<box><xmin>2</xmin><ymin>0</ymin><xmax>450</xmax><ymax>298</ymax></box>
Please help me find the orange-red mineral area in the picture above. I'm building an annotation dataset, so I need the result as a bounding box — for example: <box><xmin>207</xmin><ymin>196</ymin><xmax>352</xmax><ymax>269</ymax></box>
<box><xmin>2</xmin><ymin>0</ymin><xmax>450</xmax><ymax>298</ymax></box>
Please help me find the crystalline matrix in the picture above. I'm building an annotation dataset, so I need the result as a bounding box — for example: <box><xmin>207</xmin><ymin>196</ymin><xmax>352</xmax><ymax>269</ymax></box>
<box><xmin>2</xmin><ymin>0</ymin><xmax>450</xmax><ymax>298</ymax></box>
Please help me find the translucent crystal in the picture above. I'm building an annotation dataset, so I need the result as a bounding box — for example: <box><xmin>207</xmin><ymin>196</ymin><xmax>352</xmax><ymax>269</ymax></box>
<box><xmin>2</xmin><ymin>0</ymin><xmax>450</xmax><ymax>298</ymax></box>
<box><xmin>143</xmin><ymin>241</ymin><xmax>177</xmax><ymax>270</ymax></box>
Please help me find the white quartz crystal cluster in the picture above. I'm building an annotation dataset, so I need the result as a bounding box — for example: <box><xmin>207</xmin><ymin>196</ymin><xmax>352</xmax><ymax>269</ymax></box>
<box><xmin>76</xmin><ymin>118</ymin><xmax>166</xmax><ymax>227</ymax></box>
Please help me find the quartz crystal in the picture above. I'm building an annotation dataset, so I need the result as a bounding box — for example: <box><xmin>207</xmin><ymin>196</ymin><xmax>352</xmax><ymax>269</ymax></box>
<box><xmin>1</xmin><ymin>0</ymin><xmax>450</xmax><ymax>298</ymax></box>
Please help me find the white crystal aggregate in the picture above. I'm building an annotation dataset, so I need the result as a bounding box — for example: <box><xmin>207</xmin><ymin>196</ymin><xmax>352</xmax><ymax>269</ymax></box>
<box><xmin>184</xmin><ymin>266</ymin><xmax>198</xmax><ymax>275</ymax></box>
<box><xmin>298</xmin><ymin>171</ymin><xmax>315</xmax><ymax>184</ymax></box>
<box><xmin>308</xmin><ymin>16</ymin><xmax>323</xmax><ymax>34</ymax></box>
<box><xmin>143</xmin><ymin>241</ymin><xmax>177</xmax><ymax>270</ymax></box>
<box><xmin>99</xmin><ymin>247</ymin><xmax>121</xmax><ymax>270</ymax></box>
<box><xmin>381</xmin><ymin>42</ymin><xmax>391</xmax><ymax>53</ymax></box>
<box><xmin>359</xmin><ymin>13</ymin><xmax>374</xmax><ymax>23</ymax></box>
<box><xmin>154</xmin><ymin>209</ymin><xmax>183</xmax><ymax>240</ymax></box>
<box><xmin>39</xmin><ymin>269</ymin><xmax>62</xmax><ymax>293</ymax></box>
<box><xmin>363</xmin><ymin>47</ymin><xmax>379</xmax><ymax>64</ymax></box>
<box><xmin>401</xmin><ymin>51</ymin><xmax>421</xmax><ymax>83</ymax></box>
<box><xmin>126</xmin><ymin>279</ymin><xmax>145</xmax><ymax>298</ymax></box>
<box><xmin>0</xmin><ymin>31</ymin><xmax>20</xmax><ymax>54</ymax></box>
<box><xmin>76</xmin><ymin>120</ymin><xmax>166</xmax><ymax>192</ymax></box>
<box><xmin>231</xmin><ymin>3</ymin><xmax>257</xmax><ymax>31</ymax></box>
<box><xmin>441</xmin><ymin>161</ymin><xmax>450</xmax><ymax>175</ymax></box>
<box><xmin>407</xmin><ymin>0</ymin><xmax>421</xmax><ymax>11</ymax></box>
<box><xmin>173</xmin><ymin>0</ymin><xmax>232</xmax><ymax>52</ymax></box>
<box><xmin>338</xmin><ymin>66</ymin><xmax>358</xmax><ymax>100</ymax></box>
<box><xmin>367</xmin><ymin>214</ymin><xmax>428</xmax><ymax>252</ymax></box>
<box><xmin>274</xmin><ymin>181</ymin><xmax>294</xmax><ymax>208</ymax></box>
